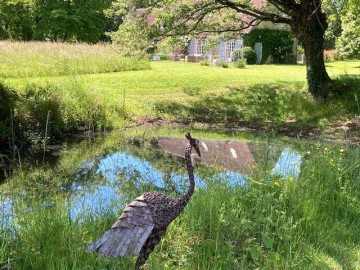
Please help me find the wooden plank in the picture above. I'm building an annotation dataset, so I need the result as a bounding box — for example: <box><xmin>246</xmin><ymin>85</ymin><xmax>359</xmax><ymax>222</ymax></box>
<box><xmin>133</xmin><ymin>225</ymin><xmax>154</xmax><ymax>254</ymax></box>
<box><xmin>119</xmin><ymin>227</ymin><xmax>139</xmax><ymax>256</ymax></box>
<box><xmin>126</xmin><ymin>226</ymin><xmax>145</xmax><ymax>255</ymax></box>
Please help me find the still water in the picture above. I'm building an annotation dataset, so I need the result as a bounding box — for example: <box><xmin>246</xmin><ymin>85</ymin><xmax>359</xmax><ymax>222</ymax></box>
<box><xmin>0</xmin><ymin>130</ymin><xmax>303</xmax><ymax>232</ymax></box>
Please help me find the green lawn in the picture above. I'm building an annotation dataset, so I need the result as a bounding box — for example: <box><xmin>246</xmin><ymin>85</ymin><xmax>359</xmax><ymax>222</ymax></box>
<box><xmin>2</xmin><ymin>57</ymin><xmax>360</xmax><ymax>139</ymax></box>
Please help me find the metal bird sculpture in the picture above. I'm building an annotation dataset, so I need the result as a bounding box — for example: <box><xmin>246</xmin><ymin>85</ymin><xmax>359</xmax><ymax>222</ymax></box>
<box><xmin>87</xmin><ymin>132</ymin><xmax>201</xmax><ymax>269</ymax></box>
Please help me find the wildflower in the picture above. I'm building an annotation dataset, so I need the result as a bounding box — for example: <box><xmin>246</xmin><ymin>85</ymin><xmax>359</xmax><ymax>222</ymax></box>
<box><xmin>339</xmin><ymin>148</ymin><xmax>344</xmax><ymax>153</ymax></box>
<box><xmin>288</xmin><ymin>177</ymin><xmax>294</xmax><ymax>183</ymax></box>
<box><xmin>274</xmin><ymin>181</ymin><xmax>280</xmax><ymax>187</ymax></box>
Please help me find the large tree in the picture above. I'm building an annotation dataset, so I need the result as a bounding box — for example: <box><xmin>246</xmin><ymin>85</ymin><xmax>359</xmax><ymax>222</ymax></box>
<box><xmin>115</xmin><ymin>0</ymin><xmax>337</xmax><ymax>99</ymax></box>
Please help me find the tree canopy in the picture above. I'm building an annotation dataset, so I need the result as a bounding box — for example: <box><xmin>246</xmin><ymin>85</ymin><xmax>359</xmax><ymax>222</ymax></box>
<box><xmin>0</xmin><ymin>0</ymin><xmax>114</xmax><ymax>42</ymax></box>
<box><xmin>115</xmin><ymin>0</ymin><xmax>334</xmax><ymax>99</ymax></box>
<box><xmin>336</xmin><ymin>0</ymin><xmax>360</xmax><ymax>59</ymax></box>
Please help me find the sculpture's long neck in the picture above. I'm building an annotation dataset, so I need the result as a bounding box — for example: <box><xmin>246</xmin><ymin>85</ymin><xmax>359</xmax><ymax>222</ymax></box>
<box><xmin>180</xmin><ymin>144</ymin><xmax>195</xmax><ymax>205</ymax></box>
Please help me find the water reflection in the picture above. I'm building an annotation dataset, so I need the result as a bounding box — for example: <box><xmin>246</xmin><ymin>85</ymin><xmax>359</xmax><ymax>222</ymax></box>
<box><xmin>272</xmin><ymin>148</ymin><xmax>302</xmax><ymax>178</ymax></box>
<box><xmin>0</xmin><ymin>136</ymin><xmax>303</xmax><ymax>231</ymax></box>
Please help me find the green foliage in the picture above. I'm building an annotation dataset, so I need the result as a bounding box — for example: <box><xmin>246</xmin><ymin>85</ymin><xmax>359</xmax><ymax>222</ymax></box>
<box><xmin>242</xmin><ymin>46</ymin><xmax>257</xmax><ymax>65</ymax></box>
<box><xmin>221</xmin><ymin>61</ymin><xmax>229</xmax><ymax>68</ymax></box>
<box><xmin>159</xmin><ymin>54</ymin><xmax>170</xmax><ymax>60</ymax></box>
<box><xmin>214</xmin><ymin>60</ymin><xmax>229</xmax><ymax>68</ymax></box>
<box><xmin>243</xmin><ymin>28</ymin><xmax>293</xmax><ymax>64</ymax></box>
<box><xmin>1</xmin><ymin>132</ymin><xmax>360</xmax><ymax>269</ymax></box>
<box><xmin>234</xmin><ymin>58</ymin><xmax>247</xmax><ymax>69</ymax></box>
<box><xmin>231</xmin><ymin>48</ymin><xmax>243</xmax><ymax>62</ymax></box>
<box><xmin>336</xmin><ymin>3</ymin><xmax>360</xmax><ymax>59</ymax></box>
<box><xmin>0</xmin><ymin>0</ymin><xmax>113</xmax><ymax>42</ymax></box>
<box><xmin>2</xmin><ymin>57</ymin><xmax>360</xmax><ymax>139</ymax></box>
<box><xmin>0</xmin><ymin>83</ymin><xmax>17</xmax><ymax>141</ymax></box>
<box><xmin>323</xmin><ymin>0</ymin><xmax>345</xmax><ymax>49</ymax></box>
<box><xmin>200</xmin><ymin>60</ymin><xmax>210</xmax><ymax>66</ymax></box>
<box><xmin>14</xmin><ymin>81</ymin><xmax>128</xmax><ymax>140</ymax></box>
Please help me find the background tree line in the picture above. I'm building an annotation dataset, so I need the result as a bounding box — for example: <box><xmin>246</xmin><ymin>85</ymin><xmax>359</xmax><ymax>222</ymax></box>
<box><xmin>0</xmin><ymin>0</ymin><xmax>120</xmax><ymax>43</ymax></box>
<box><xmin>0</xmin><ymin>0</ymin><xmax>359</xmax><ymax>59</ymax></box>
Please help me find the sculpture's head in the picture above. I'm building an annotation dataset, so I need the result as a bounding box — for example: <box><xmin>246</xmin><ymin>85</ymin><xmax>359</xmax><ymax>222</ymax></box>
<box><xmin>185</xmin><ymin>132</ymin><xmax>201</xmax><ymax>157</ymax></box>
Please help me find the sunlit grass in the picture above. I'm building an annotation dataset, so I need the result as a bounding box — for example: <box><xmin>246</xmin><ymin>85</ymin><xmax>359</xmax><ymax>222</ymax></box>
<box><xmin>0</xmin><ymin>41</ymin><xmax>150</xmax><ymax>78</ymax></box>
<box><xmin>1</xmin><ymin>46</ymin><xmax>360</xmax><ymax>139</ymax></box>
<box><xmin>1</xmin><ymin>131</ymin><xmax>359</xmax><ymax>269</ymax></box>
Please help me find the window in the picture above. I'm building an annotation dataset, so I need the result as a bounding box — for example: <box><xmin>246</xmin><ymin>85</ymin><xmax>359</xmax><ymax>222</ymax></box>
<box><xmin>224</xmin><ymin>40</ymin><xmax>236</xmax><ymax>60</ymax></box>
<box><xmin>195</xmin><ymin>38</ymin><xmax>206</xmax><ymax>55</ymax></box>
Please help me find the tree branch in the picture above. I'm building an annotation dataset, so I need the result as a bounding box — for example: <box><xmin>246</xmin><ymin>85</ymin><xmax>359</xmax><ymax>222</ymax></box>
<box><xmin>215</xmin><ymin>0</ymin><xmax>292</xmax><ymax>24</ymax></box>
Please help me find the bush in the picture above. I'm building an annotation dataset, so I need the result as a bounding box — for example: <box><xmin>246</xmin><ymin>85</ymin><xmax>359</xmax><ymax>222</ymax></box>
<box><xmin>0</xmin><ymin>83</ymin><xmax>18</xmax><ymax>142</ymax></box>
<box><xmin>219</xmin><ymin>61</ymin><xmax>229</xmax><ymax>68</ymax></box>
<box><xmin>243</xmin><ymin>47</ymin><xmax>257</xmax><ymax>65</ymax></box>
<box><xmin>243</xmin><ymin>28</ymin><xmax>293</xmax><ymax>64</ymax></box>
<box><xmin>336</xmin><ymin>6</ymin><xmax>360</xmax><ymax>60</ymax></box>
<box><xmin>159</xmin><ymin>54</ymin><xmax>170</xmax><ymax>60</ymax></box>
<box><xmin>234</xmin><ymin>58</ymin><xmax>247</xmax><ymax>68</ymax></box>
<box><xmin>200</xmin><ymin>60</ymin><xmax>210</xmax><ymax>66</ymax></box>
<box><xmin>214</xmin><ymin>60</ymin><xmax>229</xmax><ymax>68</ymax></box>
<box><xmin>231</xmin><ymin>49</ymin><xmax>243</xmax><ymax>62</ymax></box>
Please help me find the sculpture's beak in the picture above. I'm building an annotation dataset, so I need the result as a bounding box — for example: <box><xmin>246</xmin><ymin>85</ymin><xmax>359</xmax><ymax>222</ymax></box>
<box><xmin>194</xmin><ymin>144</ymin><xmax>201</xmax><ymax>157</ymax></box>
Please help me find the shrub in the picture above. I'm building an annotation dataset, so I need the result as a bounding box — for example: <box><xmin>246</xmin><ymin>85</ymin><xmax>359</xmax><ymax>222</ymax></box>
<box><xmin>200</xmin><ymin>60</ymin><xmax>210</xmax><ymax>66</ymax></box>
<box><xmin>234</xmin><ymin>58</ymin><xmax>246</xmax><ymax>68</ymax></box>
<box><xmin>0</xmin><ymin>83</ymin><xmax>18</xmax><ymax>142</ymax></box>
<box><xmin>336</xmin><ymin>7</ymin><xmax>360</xmax><ymax>60</ymax></box>
<box><xmin>243</xmin><ymin>47</ymin><xmax>257</xmax><ymax>65</ymax></box>
<box><xmin>243</xmin><ymin>28</ymin><xmax>293</xmax><ymax>64</ymax></box>
<box><xmin>214</xmin><ymin>60</ymin><xmax>229</xmax><ymax>68</ymax></box>
<box><xmin>231</xmin><ymin>49</ymin><xmax>243</xmax><ymax>62</ymax></box>
<box><xmin>159</xmin><ymin>54</ymin><xmax>170</xmax><ymax>60</ymax></box>
<box><xmin>221</xmin><ymin>61</ymin><xmax>229</xmax><ymax>68</ymax></box>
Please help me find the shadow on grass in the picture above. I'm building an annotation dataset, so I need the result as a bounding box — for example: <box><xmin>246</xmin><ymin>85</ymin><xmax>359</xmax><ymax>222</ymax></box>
<box><xmin>155</xmin><ymin>77</ymin><xmax>360</xmax><ymax>136</ymax></box>
<box><xmin>333</xmin><ymin>75</ymin><xmax>360</xmax><ymax>113</ymax></box>
<box><xmin>155</xmin><ymin>82</ymin><xmax>316</xmax><ymax>135</ymax></box>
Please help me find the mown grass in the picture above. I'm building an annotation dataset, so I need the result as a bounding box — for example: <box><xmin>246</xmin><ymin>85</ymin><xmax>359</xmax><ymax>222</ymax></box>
<box><xmin>0</xmin><ymin>131</ymin><xmax>359</xmax><ymax>269</ymax></box>
<box><xmin>3</xmin><ymin>60</ymin><xmax>360</xmax><ymax>137</ymax></box>
<box><xmin>1</xmin><ymin>41</ymin><xmax>360</xmax><ymax>143</ymax></box>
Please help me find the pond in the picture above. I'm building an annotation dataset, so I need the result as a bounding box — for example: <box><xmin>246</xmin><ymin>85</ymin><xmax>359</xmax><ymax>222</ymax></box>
<box><xmin>0</xmin><ymin>128</ymin><xmax>303</xmax><ymax>232</ymax></box>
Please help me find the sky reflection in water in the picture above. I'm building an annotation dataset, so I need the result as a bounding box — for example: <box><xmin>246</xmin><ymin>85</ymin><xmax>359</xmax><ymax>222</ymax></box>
<box><xmin>70</xmin><ymin>147</ymin><xmax>301</xmax><ymax>220</ymax></box>
<box><xmin>0</xmin><ymin>142</ymin><xmax>303</xmax><ymax>229</ymax></box>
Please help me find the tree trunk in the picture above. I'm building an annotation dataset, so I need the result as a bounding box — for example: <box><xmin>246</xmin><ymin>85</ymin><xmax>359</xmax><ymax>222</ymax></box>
<box><xmin>292</xmin><ymin>0</ymin><xmax>333</xmax><ymax>99</ymax></box>
<box><xmin>303</xmin><ymin>29</ymin><xmax>332</xmax><ymax>99</ymax></box>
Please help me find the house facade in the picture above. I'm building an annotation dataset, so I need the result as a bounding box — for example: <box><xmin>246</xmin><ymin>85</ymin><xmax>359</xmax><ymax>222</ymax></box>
<box><xmin>186</xmin><ymin>37</ymin><xmax>244</xmax><ymax>63</ymax></box>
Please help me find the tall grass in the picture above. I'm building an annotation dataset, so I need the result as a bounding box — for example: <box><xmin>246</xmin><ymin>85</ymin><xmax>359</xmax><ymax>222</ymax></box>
<box><xmin>0</xmin><ymin>41</ymin><xmax>150</xmax><ymax>78</ymax></box>
<box><xmin>1</xmin><ymin>135</ymin><xmax>359</xmax><ymax>269</ymax></box>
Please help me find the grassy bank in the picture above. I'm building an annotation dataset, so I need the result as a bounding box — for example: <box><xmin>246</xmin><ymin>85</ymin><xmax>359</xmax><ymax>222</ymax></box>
<box><xmin>1</xmin><ymin>42</ymin><xmax>360</xmax><ymax>142</ymax></box>
<box><xmin>0</xmin><ymin>131</ymin><xmax>359</xmax><ymax>269</ymax></box>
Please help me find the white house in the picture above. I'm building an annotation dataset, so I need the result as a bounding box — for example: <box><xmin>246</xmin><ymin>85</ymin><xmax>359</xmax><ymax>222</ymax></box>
<box><xmin>186</xmin><ymin>37</ymin><xmax>244</xmax><ymax>63</ymax></box>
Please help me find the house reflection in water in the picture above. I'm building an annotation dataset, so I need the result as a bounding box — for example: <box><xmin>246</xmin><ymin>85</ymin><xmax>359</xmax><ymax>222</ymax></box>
<box><xmin>157</xmin><ymin>137</ymin><xmax>301</xmax><ymax>178</ymax></box>
<box><xmin>158</xmin><ymin>138</ymin><xmax>257</xmax><ymax>176</ymax></box>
